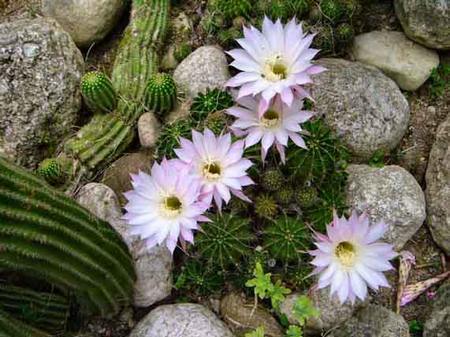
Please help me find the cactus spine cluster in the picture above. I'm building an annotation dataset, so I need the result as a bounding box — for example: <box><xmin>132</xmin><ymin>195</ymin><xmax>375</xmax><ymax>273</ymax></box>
<box><xmin>80</xmin><ymin>71</ymin><xmax>117</xmax><ymax>113</ymax></box>
<box><xmin>45</xmin><ymin>0</ymin><xmax>170</xmax><ymax>181</ymax></box>
<box><xmin>144</xmin><ymin>73</ymin><xmax>177</xmax><ymax>115</ymax></box>
<box><xmin>0</xmin><ymin>157</ymin><xmax>135</xmax><ymax>322</ymax></box>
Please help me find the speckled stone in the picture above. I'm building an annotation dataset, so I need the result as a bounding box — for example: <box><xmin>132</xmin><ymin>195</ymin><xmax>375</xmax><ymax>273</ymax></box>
<box><xmin>426</xmin><ymin>115</ymin><xmax>450</xmax><ymax>255</ymax></box>
<box><xmin>424</xmin><ymin>280</ymin><xmax>450</xmax><ymax>337</ymax></box>
<box><xmin>129</xmin><ymin>304</ymin><xmax>235</xmax><ymax>337</ymax></box>
<box><xmin>346</xmin><ymin>164</ymin><xmax>426</xmax><ymax>250</ymax></box>
<box><xmin>0</xmin><ymin>18</ymin><xmax>84</xmax><ymax>168</ymax></box>
<box><xmin>173</xmin><ymin>46</ymin><xmax>230</xmax><ymax>98</ymax></box>
<box><xmin>138</xmin><ymin>112</ymin><xmax>160</xmax><ymax>149</ymax></box>
<box><xmin>310</xmin><ymin>58</ymin><xmax>409</xmax><ymax>160</ymax></box>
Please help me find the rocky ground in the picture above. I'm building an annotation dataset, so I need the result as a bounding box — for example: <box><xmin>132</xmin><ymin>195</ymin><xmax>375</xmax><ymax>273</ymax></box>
<box><xmin>0</xmin><ymin>1</ymin><xmax>449</xmax><ymax>337</ymax></box>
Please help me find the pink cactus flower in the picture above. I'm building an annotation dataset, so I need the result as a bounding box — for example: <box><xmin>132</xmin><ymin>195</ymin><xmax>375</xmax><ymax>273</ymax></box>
<box><xmin>225</xmin><ymin>17</ymin><xmax>326</xmax><ymax>116</ymax></box>
<box><xmin>226</xmin><ymin>95</ymin><xmax>313</xmax><ymax>162</ymax></box>
<box><xmin>310</xmin><ymin>210</ymin><xmax>397</xmax><ymax>304</ymax></box>
<box><xmin>174</xmin><ymin>129</ymin><xmax>254</xmax><ymax>210</ymax></box>
<box><xmin>123</xmin><ymin>159</ymin><xmax>210</xmax><ymax>254</ymax></box>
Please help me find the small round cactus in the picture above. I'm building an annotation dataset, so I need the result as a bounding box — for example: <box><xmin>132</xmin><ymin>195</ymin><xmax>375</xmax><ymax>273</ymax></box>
<box><xmin>36</xmin><ymin>158</ymin><xmax>68</xmax><ymax>186</ymax></box>
<box><xmin>295</xmin><ymin>185</ymin><xmax>319</xmax><ymax>209</ymax></box>
<box><xmin>320</xmin><ymin>0</ymin><xmax>346</xmax><ymax>24</ymax></box>
<box><xmin>263</xmin><ymin>215</ymin><xmax>310</xmax><ymax>263</ymax></box>
<box><xmin>80</xmin><ymin>71</ymin><xmax>117</xmax><ymax>113</ymax></box>
<box><xmin>254</xmin><ymin>194</ymin><xmax>278</xmax><ymax>219</ymax></box>
<box><xmin>275</xmin><ymin>186</ymin><xmax>294</xmax><ymax>205</ymax></box>
<box><xmin>213</xmin><ymin>0</ymin><xmax>252</xmax><ymax>21</ymax></box>
<box><xmin>191</xmin><ymin>88</ymin><xmax>234</xmax><ymax>122</ymax></box>
<box><xmin>144</xmin><ymin>73</ymin><xmax>177</xmax><ymax>116</ymax></box>
<box><xmin>217</xmin><ymin>27</ymin><xmax>242</xmax><ymax>47</ymax></box>
<box><xmin>155</xmin><ymin>118</ymin><xmax>195</xmax><ymax>159</ymax></box>
<box><xmin>261</xmin><ymin>169</ymin><xmax>284</xmax><ymax>192</ymax></box>
<box><xmin>202</xmin><ymin>111</ymin><xmax>229</xmax><ymax>135</ymax></box>
<box><xmin>336</xmin><ymin>22</ymin><xmax>354</xmax><ymax>44</ymax></box>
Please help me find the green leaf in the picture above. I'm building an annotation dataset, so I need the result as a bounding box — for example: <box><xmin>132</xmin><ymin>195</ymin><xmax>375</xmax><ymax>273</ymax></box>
<box><xmin>245</xmin><ymin>262</ymin><xmax>274</xmax><ymax>300</ymax></box>
<box><xmin>286</xmin><ymin>325</ymin><xmax>303</xmax><ymax>337</ymax></box>
<box><xmin>292</xmin><ymin>295</ymin><xmax>319</xmax><ymax>327</ymax></box>
<box><xmin>269</xmin><ymin>280</ymin><xmax>291</xmax><ymax>311</ymax></box>
<box><xmin>245</xmin><ymin>326</ymin><xmax>265</xmax><ymax>337</ymax></box>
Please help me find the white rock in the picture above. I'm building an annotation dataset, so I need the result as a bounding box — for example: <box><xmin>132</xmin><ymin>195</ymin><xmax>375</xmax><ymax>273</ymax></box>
<box><xmin>76</xmin><ymin>183</ymin><xmax>173</xmax><ymax>308</ymax></box>
<box><xmin>129</xmin><ymin>304</ymin><xmax>235</xmax><ymax>337</ymax></box>
<box><xmin>346</xmin><ymin>165</ymin><xmax>426</xmax><ymax>250</ymax></box>
<box><xmin>352</xmin><ymin>31</ymin><xmax>439</xmax><ymax>91</ymax></box>
<box><xmin>42</xmin><ymin>0</ymin><xmax>127</xmax><ymax>48</ymax></box>
<box><xmin>173</xmin><ymin>46</ymin><xmax>230</xmax><ymax>98</ymax></box>
<box><xmin>138</xmin><ymin>112</ymin><xmax>160</xmax><ymax>148</ymax></box>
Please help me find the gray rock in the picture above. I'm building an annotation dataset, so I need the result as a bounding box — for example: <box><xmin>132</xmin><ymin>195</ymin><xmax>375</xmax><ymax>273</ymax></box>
<box><xmin>138</xmin><ymin>112</ymin><xmax>160</xmax><ymax>148</ymax></box>
<box><xmin>280</xmin><ymin>289</ymin><xmax>366</xmax><ymax>334</ymax></box>
<box><xmin>129</xmin><ymin>304</ymin><xmax>235</xmax><ymax>337</ymax></box>
<box><xmin>311</xmin><ymin>59</ymin><xmax>409</xmax><ymax>160</ymax></box>
<box><xmin>173</xmin><ymin>46</ymin><xmax>230</xmax><ymax>98</ymax></box>
<box><xmin>0</xmin><ymin>18</ymin><xmax>84</xmax><ymax>168</ymax></box>
<box><xmin>394</xmin><ymin>0</ymin><xmax>450</xmax><ymax>50</ymax></box>
<box><xmin>42</xmin><ymin>0</ymin><xmax>126</xmax><ymax>48</ymax></box>
<box><xmin>220</xmin><ymin>292</ymin><xmax>283</xmax><ymax>337</ymax></box>
<box><xmin>346</xmin><ymin>165</ymin><xmax>426</xmax><ymax>250</ymax></box>
<box><xmin>329</xmin><ymin>304</ymin><xmax>410</xmax><ymax>337</ymax></box>
<box><xmin>76</xmin><ymin>183</ymin><xmax>173</xmax><ymax>308</ymax></box>
<box><xmin>426</xmin><ymin>115</ymin><xmax>450</xmax><ymax>254</ymax></box>
<box><xmin>352</xmin><ymin>31</ymin><xmax>440</xmax><ymax>91</ymax></box>
<box><xmin>424</xmin><ymin>280</ymin><xmax>450</xmax><ymax>337</ymax></box>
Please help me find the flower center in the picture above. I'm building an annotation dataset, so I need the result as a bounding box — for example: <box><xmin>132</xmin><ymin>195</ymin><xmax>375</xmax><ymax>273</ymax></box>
<box><xmin>335</xmin><ymin>241</ymin><xmax>357</xmax><ymax>267</ymax></box>
<box><xmin>202</xmin><ymin>161</ymin><xmax>222</xmax><ymax>181</ymax></box>
<box><xmin>161</xmin><ymin>195</ymin><xmax>183</xmax><ymax>217</ymax></box>
<box><xmin>261</xmin><ymin>109</ymin><xmax>280</xmax><ymax>128</ymax></box>
<box><xmin>263</xmin><ymin>55</ymin><xmax>288</xmax><ymax>82</ymax></box>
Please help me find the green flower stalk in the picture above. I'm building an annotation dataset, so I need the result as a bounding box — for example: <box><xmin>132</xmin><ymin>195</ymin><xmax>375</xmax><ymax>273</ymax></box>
<box><xmin>80</xmin><ymin>71</ymin><xmax>117</xmax><ymax>114</ymax></box>
<box><xmin>144</xmin><ymin>73</ymin><xmax>177</xmax><ymax>115</ymax></box>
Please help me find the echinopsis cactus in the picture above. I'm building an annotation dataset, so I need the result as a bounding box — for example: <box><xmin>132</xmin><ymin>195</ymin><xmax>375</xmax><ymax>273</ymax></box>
<box><xmin>212</xmin><ymin>0</ymin><xmax>253</xmax><ymax>21</ymax></box>
<box><xmin>80</xmin><ymin>71</ymin><xmax>117</xmax><ymax>113</ymax></box>
<box><xmin>0</xmin><ymin>157</ymin><xmax>136</xmax><ymax>324</ymax></box>
<box><xmin>36</xmin><ymin>158</ymin><xmax>68</xmax><ymax>186</ymax></box>
<box><xmin>144</xmin><ymin>73</ymin><xmax>177</xmax><ymax>115</ymax></box>
<box><xmin>190</xmin><ymin>88</ymin><xmax>234</xmax><ymax>122</ymax></box>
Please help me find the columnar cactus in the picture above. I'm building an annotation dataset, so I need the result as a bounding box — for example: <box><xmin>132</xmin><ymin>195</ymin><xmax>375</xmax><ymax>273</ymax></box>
<box><xmin>0</xmin><ymin>308</ymin><xmax>49</xmax><ymax>337</ymax></box>
<box><xmin>144</xmin><ymin>73</ymin><xmax>177</xmax><ymax>115</ymax></box>
<box><xmin>0</xmin><ymin>157</ymin><xmax>136</xmax><ymax>320</ymax></box>
<box><xmin>81</xmin><ymin>71</ymin><xmax>118</xmax><ymax>113</ymax></box>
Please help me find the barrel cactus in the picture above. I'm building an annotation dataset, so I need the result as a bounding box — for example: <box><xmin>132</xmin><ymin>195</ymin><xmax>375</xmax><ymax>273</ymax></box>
<box><xmin>144</xmin><ymin>72</ymin><xmax>177</xmax><ymax>115</ymax></box>
<box><xmin>80</xmin><ymin>71</ymin><xmax>117</xmax><ymax>113</ymax></box>
<box><xmin>0</xmin><ymin>156</ymin><xmax>136</xmax><ymax>334</ymax></box>
<box><xmin>36</xmin><ymin>157</ymin><xmax>70</xmax><ymax>186</ymax></box>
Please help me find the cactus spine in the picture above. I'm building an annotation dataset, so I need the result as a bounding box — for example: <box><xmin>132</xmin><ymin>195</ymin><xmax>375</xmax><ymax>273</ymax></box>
<box><xmin>47</xmin><ymin>0</ymin><xmax>170</xmax><ymax>181</ymax></box>
<box><xmin>81</xmin><ymin>71</ymin><xmax>117</xmax><ymax>113</ymax></box>
<box><xmin>0</xmin><ymin>157</ymin><xmax>135</xmax><ymax>319</ymax></box>
<box><xmin>144</xmin><ymin>73</ymin><xmax>177</xmax><ymax>115</ymax></box>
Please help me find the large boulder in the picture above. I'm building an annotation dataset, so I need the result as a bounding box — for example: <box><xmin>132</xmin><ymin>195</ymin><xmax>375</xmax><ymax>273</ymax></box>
<box><xmin>129</xmin><ymin>304</ymin><xmax>235</xmax><ymax>337</ymax></box>
<box><xmin>424</xmin><ymin>280</ymin><xmax>450</xmax><ymax>337</ymax></box>
<box><xmin>352</xmin><ymin>31</ymin><xmax>439</xmax><ymax>91</ymax></box>
<box><xmin>173</xmin><ymin>46</ymin><xmax>230</xmax><ymax>98</ymax></box>
<box><xmin>426</xmin><ymin>115</ymin><xmax>450</xmax><ymax>255</ymax></box>
<box><xmin>346</xmin><ymin>165</ymin><xmax>426</xmax><ymax>250</ymax></box>
<box><xmin>310</xmin><ymin>58</ymin><xmax>409</xmax><ymax>160</ymax></box>
<box><xmin>394</xmin><ymin>0</ymin><xmax>450</xmax><ymax>50</ymax></box>
<box><xmin>76</xmin><ymin>183</ymin><xmax>173</xmax><ymax>308</ymax></box>
<box><xmin>0</xmin><ymin>18</ymin><xmax>84</xmax><ymax>168</ymax></box>
<box><xmin>329</xmin><ymin>304</ymin><xmax>410</xmax><ymax>337</ymax></box>
<box><xmin>42</xmin><ymin>0</ymin><xmax>127</xmax><ymax>48</ymax></box>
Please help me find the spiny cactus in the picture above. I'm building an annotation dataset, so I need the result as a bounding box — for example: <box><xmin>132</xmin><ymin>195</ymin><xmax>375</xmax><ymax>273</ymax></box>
<box><xmin>0</xmin><ymin>157</ymin><xmax>135</xmax><ymax>320</ymax></box>
<box><xmin>259</xmin><ymin>0</ymin><xmax>310</xmax><ymax>21</ymax></box>
<box><xmin>201</xmin><ymin>110</ymin><xmax>229</xmax><ymax>135</ymax></box>
<box><xmin>190</xmin><ymin>88</ymin><xmax>234</xmax><ymax>123</ymax></box>
<box><xmin>195</xmin><ymin>213</ymin><xmax>255</xmax><ymax>269</ymax></box>
<box><xmin>254</xmin><ymin>194</ymin><xmax>278</xmax><ymax>219</ymax></box>
<box><xmin>320</xmin><ymin>0</ymin><xmax>346</xmax><ymax>24</ymax></box>
<box><xmin>0</xmin><ymin>284</ymin><xmax>69</xmax><ymax>333</ymax></box>
<box><xmin>263</xmin><ymin>215</ymin><xmax>310</xmax><ymax>264</ymax></box>
<box><xmin>336</xmin><ymin>22</ymin><xmax>354</xmax><ymax>44</ymax></box>
<box><xmin>261</xmin><ymin>169</ymin><xmax>284</xmax><ymax>192</ymax></box>
<box><xmin>144</xmin><ymin>73</ymin><xmax>177</xmax><ymax>115</ymax></box>
<box><xmin>275</xmin><ymin>186</ymin><xmax>294</xmax><ymax>205</ymax></box>
<box><xmin>174</xmin><ymin>259</ymin><xmax>224</xmax><ymax>296</ymax></box>
<box><xmin>294</xmin><ymin>185</ymin><xmax>319</xmax><ymax>209</ymax></box>
<box><xmin>36</xmin><ymin>158</ymin><xmax>70</xmax><ymax>186</ymax></box>
<box><xmin>155</xmin><ymin>118</ymin><xmax>195</xmax><ymax>159</ymax></box>
<box><xmin>212</xmin><ymin>0</ymin><xmax>253</xmax><ymax>21</ymax></box>
<box><xmin>0</xmin><ymin>307</ymin><xmax>50</xmax><ymax>337</ymax></box>
<box><xmin>81</xmin><ymin>71</ymin><xmax>117</xmax><ymax>114</ymax></box>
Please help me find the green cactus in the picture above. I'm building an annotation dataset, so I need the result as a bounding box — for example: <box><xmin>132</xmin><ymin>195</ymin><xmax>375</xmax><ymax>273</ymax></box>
<box><xmin>191</xmin><ymin>88</ymin><xmax>234</xmax><ymax>123</ymax></box>
<box><xmin>275</xmin><ymin>186</ymin><xmax>294</xmax><ymax>205</ymax></box>
<box><xmin>263</xmin><ymin>215</ymin><xmax>310</xmax><ymax>264</ymax></box>
<box><xmin>261</xmin><ymin>169</ymin><xmax>284</xmax><ymax>192</ymax></box>
<box><xmin>195</xmin><ymin>213</ymin><xmax>255</xmax><ymax>269</ymax></box>
<box><xmin>336</xmin><ymin>22</ymin><xmax>354</xmax><ymax>44</ymax></box>
<box><xmin>212</xmin><ymin>0</ymin><xmax>253</xmax><ymax>21</ymax></box>
<box><xmin>80</xmin><ymin>71</ymin><xmax>117</xmax><ymax>114</ymax></box>
<box><xmin>0</xmin><ymin>307</ymin><xmax>50</xmax><ymax>337</ymax></box>
<box><xmin>201</xmin><ymin>111</ymin><xmax>229</xmax><ymax>135</ymax></box>
<box><xmin>155</xmin><ymin>118</ymin><xmax>195</xmax><ymax>159</ymax></box>
<box><xmin>174</xmin><ymin>259</ymin><xmax>224</xmax><ymax>296</ymax></box>
<box><xmin>174</xmin><ymin>43</ymin><xmax>192</xmax><ymax>63</ymax></box>
<box><xmin>0</xmin><ymin>157</ymin><xmax>135</xmax><ymax>321</ymax></box>
<box><xmin>294</xmin><ymin>185</ymin><xmax>319</xmax><ymax>209</ymax></box>
<box><xmin>259</xmin><ymin>0</ymin><xmax>310</xmax><ymax>22</ymax></box>
<box><xmin>254</xmin><ymin>194</ymin><xmax>278</xmax><ymax>219</ymax></box>
<box><xmin>0</xmin><ymin>284</ymin><xmax>69</xmax><ymax>333</ymax></box>
<box><xmin>36</xmin><ymin>158</ymin><xmax>70</xmax><ymax>186</ymax></box>
<box><xmin>144</xmin><ymin>73</ymin><xmax>177</xmax><ymax>115</ymax></box>
<box><xmin>311</xmin><ymin>23</ymin><xmax>335</xmax><ymax>55</ymax></box>
<box><xmin>320</xmin><ymin>0</ymin><xmax>346</xmax><ymax>24</ymax></box>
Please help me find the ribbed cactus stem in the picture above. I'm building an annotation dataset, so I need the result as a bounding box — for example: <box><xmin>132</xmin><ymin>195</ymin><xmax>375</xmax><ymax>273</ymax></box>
<box><xmin>0</xmin><ymin>157</ymin><xmax>135</xmax><ymax>317</ymax></box>
<box><xmin>0</xmin><ymin>284</ymin><xmax>69</xmax><ymax>333</ymax></box>
<box><xmin>0</xmin><ymin>308</ymin><xmax>50</xmax><ymax>337</ymax></box>
<box><xmin>144</xmin><ymin>73</ymin><xmax>177</xmax><ymax>115</ymax></box>
<box><xmin>81</xmin><ymin>71</ymin><xmax>117</xmax><ymax>114</ymax></box>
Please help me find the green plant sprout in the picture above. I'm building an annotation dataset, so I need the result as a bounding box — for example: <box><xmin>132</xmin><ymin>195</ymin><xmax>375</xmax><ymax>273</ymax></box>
<box><xmin>245</xmin><ymin>326</ymin><xmax>265</xmax><ymax>337</ymax></box>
